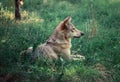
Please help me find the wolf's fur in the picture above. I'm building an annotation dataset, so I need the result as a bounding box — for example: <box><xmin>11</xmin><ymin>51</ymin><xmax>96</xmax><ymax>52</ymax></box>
<box><xmin>21</xmin><ymin>16</ymin><xmax>84</xmax><ymax>63</ymax></box>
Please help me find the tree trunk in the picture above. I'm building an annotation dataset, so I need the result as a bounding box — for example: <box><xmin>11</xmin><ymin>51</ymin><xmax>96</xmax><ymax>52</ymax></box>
<box><xmin>15</xmin><ymin>0</ymin><xmax>21</xmax><ymax>20</ymax></box>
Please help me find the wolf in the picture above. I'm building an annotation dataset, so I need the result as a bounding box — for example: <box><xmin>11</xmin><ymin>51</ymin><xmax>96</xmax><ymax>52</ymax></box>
<box><xmin>21</xmin><ymin>16</ymin><xmax>85</xmax><ymax>64</ymax></box>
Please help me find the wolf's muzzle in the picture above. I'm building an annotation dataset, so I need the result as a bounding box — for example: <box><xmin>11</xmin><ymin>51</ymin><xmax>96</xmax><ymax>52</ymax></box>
<box><xmin>81</xmin><ymin>32</ymin><xmax>84</xmax><ymax>36</ymax></box>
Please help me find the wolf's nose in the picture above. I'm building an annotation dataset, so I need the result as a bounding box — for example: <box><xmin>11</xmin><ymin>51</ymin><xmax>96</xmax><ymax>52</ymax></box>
<box><xmin>81</xmin><ymin>32</ymin><xmax>84</xmax><ymax>36</ymax></box>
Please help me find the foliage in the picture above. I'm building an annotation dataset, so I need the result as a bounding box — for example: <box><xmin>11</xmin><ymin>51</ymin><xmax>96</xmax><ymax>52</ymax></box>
<box><xmin>0</xmin><ymin>0</ymin><xmax>120</xmax><ymax>82</ymax></box>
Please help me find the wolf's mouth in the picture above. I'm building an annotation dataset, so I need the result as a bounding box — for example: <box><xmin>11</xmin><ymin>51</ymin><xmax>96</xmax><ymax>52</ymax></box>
<box><xmin>74</xmin><ymin>36</ymin><xmax>81</xmax><ymax>38</ymax></box>
<box><xmin>74</xmin><ymin>32</ymin><xmax>84</xmax><ymax>38</ymax></box>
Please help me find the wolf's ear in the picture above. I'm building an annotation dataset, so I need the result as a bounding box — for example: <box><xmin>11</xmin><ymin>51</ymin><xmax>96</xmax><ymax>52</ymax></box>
<box><xmin>63</xmin><ymin>16</ymin><xmax>72</xmax><ymax>23</ymax></box>
<box><xmin>60</xmin><ymin>16</ymin><xmax>72</xmax><ymax>30</ymax></box>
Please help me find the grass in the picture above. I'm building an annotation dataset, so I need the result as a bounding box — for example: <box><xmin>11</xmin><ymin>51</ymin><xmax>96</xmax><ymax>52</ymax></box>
<box><xmin>0</xmin><ymin>0</ymin><xmax>120</xmax><ymax>82</ymax></box>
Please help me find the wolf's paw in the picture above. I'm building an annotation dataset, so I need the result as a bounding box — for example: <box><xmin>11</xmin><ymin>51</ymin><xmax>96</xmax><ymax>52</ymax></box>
<box><xmin>71</xmin><ymin>54</ymin><xmax>85</xmax><ymax>61</ymax></box>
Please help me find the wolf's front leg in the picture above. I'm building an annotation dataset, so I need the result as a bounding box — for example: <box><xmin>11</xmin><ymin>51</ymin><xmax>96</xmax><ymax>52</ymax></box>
<box><xmin>61</xmin><ymin>49</ymin><xmax>72</xmax><ymax>62</ymax></box>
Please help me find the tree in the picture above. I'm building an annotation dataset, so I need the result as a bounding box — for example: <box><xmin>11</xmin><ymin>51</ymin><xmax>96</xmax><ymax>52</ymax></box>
<box><xmin>15</xmin><ymin>0</ymin><xmax>21</xmax><ymax>20</ymax></box>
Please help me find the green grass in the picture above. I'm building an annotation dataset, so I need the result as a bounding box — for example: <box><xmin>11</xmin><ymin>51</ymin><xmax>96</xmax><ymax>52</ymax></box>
<box><xmin>0</xmin><ymin>0</ymin><xmax>120</xmax><ymax>82</ymax></box>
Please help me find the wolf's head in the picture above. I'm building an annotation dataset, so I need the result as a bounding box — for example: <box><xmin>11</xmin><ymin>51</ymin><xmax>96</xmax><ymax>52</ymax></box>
<box><xmin>57</xmin><ymin>16</ymin><xmax>84</xmax><ymax>38</ymax></box>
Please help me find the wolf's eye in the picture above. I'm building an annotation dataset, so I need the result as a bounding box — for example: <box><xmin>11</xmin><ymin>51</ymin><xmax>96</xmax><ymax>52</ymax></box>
<box><xmin>71</xmin><ymin>28</ymin><xmax>75</xmax><ymax>32</ymax></box>
<box><xmin>72</xmin><ymin>28</ymin><xmax>75</xmax><ymax>30</ymax></box>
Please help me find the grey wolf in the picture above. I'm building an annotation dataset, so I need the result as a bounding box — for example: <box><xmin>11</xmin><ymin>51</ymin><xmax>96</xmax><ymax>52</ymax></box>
<box><xmin>21</xmin><ymin>16</ymin><xmax>85</xmax><ymax>64</ymax></box>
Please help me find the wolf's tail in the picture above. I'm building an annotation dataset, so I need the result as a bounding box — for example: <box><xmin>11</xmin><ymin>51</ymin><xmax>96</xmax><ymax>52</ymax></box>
<box><xmin>20</xmin><ymin>47</ymin><xmax>33</xmax><ymax>63</ymax></box>
<box><xmin>20</xmin><ymin>47</ymin><xmax>33</xmax><ymax>56</ymax></box>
